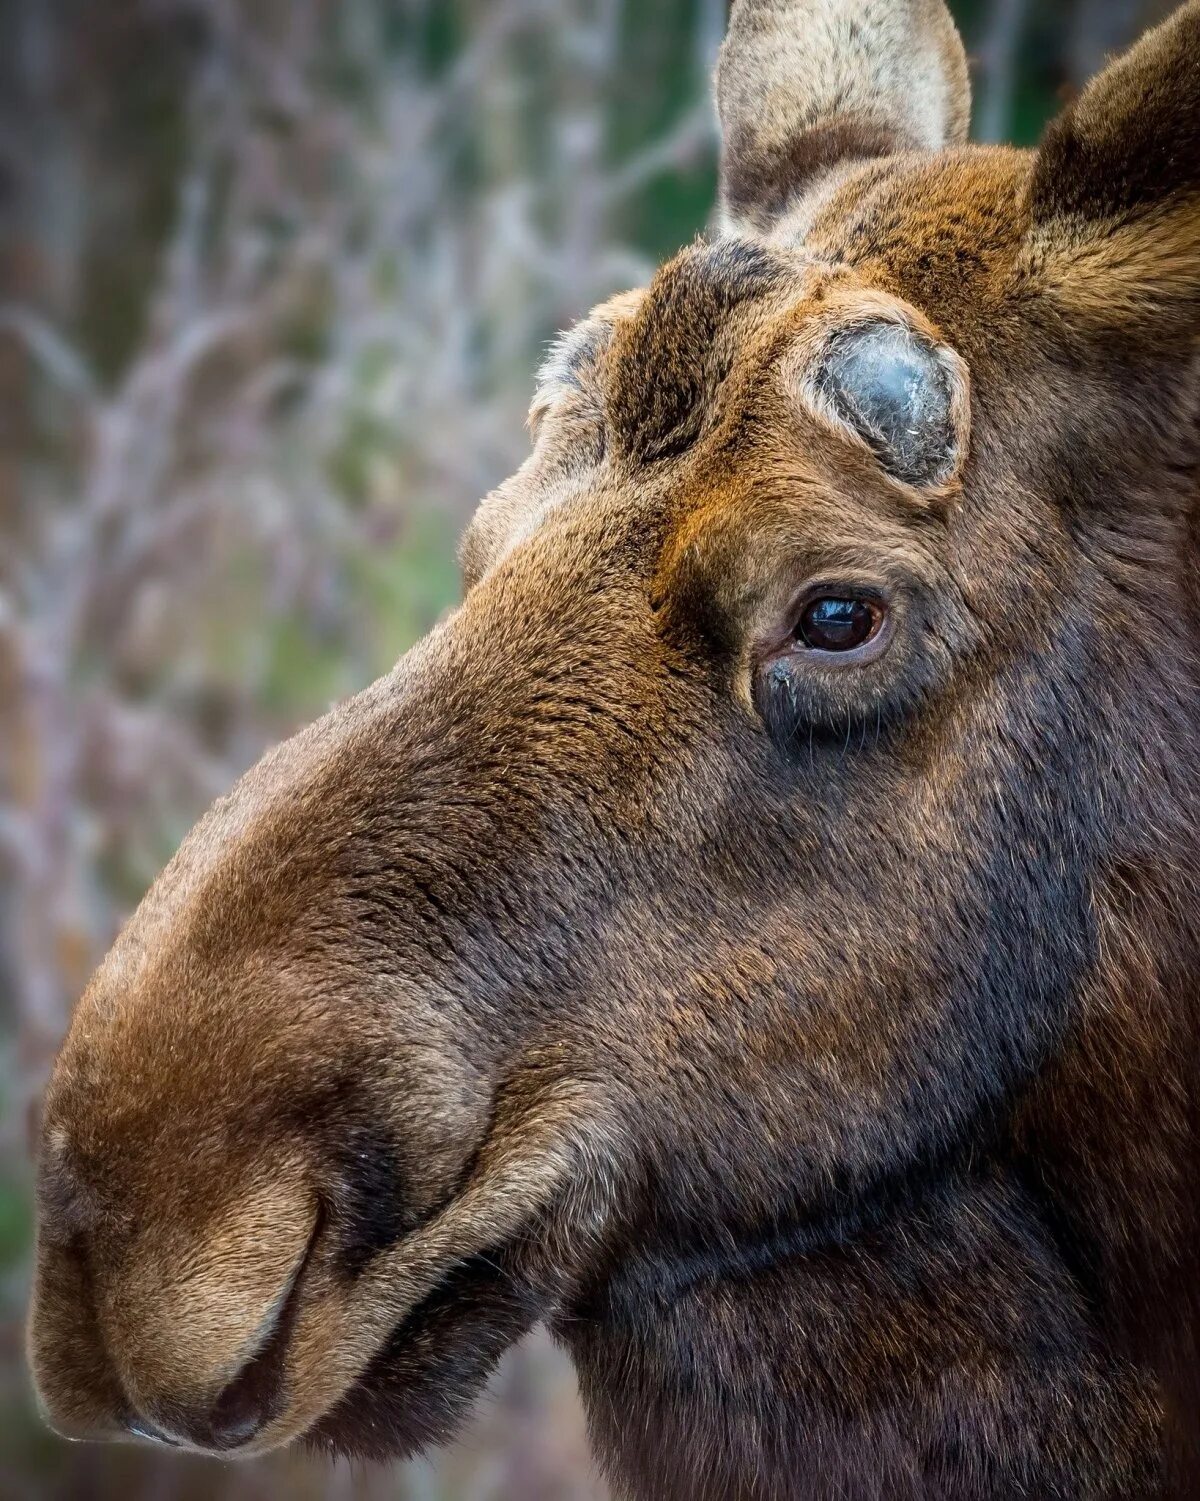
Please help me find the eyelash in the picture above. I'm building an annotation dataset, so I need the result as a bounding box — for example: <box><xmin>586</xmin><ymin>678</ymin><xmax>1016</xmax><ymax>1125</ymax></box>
<box><xmin>752</xmin><ymin>584</ymin><xmax>897</xmax><ymax>750</ymax></box>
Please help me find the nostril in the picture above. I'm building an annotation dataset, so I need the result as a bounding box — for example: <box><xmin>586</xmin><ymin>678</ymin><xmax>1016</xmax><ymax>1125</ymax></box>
<box><xmin>155</xmin><ymin>1270</ymin><xmax>298</xmax><ymax>1452</ymax></box>
<box><xmin>131</xmin><ymin>1321</ymin><xmax>284</xmax><ymax>1454</ymax></box>
<box><xmin>205</xmin><ymin>1369</ymin><xmax>271</xmax><ymax>1451</ymax></box>
<box><xmin>144</xmin><ymin>1295</ymin><xmax>291</xmax><ymax>1452</ymax></box>
<box><xmin>205</xmin><ymin>1309</ymin><xmax>297</xmax><ymax>1451</ymax></box>
<box><xmin>178</xmin><ymin>1204</ymin><xmax>322</xmax><ymax>1452</ymax></box>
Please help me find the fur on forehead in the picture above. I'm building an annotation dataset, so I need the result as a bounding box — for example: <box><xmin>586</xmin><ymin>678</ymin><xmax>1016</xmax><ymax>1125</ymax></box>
<box><xmin>532</xmin><ymin>249</ymin><xmax>968</xmax><ymax>496</ymax></box>
<box><xmin>530</xmin><ymin>287</ymin><xmax>647</xmax><ymax>437</ymax></box>
<box><xmin>530</xmin><ymin>242</ymin><xmax>795</xmax><ymax>459</ymax></box>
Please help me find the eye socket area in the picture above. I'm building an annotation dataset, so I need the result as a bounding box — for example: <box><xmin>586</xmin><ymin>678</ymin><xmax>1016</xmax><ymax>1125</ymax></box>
<box><xmin>750</xmin><ymin>580</ymin><xmax>897</xmax><ymax>747</ymax></box>
<box><xmin>794</xmin><ymin>592</ymin><xmax>885</xmax><ymax>655</ymax></box>
<box><xmin>753</xmin><ymin>581</ymin><xmax>894</xmax><ymax>672</ymax></box>
<box><xmin>778</xmin><ymin>583</ymin><xmax>892</xmax><ymax>665</ymax></box>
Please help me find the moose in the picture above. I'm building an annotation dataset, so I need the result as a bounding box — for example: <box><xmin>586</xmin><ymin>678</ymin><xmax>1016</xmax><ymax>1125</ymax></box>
<box><xmin>27</xmin><ymin>1</ymin><xmax>1200</xmax><ymax>1496</ymax></box>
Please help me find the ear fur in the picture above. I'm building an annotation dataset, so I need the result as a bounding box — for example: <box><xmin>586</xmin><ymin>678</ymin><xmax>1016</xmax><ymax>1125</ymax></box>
<box><xmin>716</xmin><ymin>0</ymin><xmax>970</xmax><ymax>236</ymax></box>
<box><xmin>1021</xmin><ymin>1</ymin><xmax>1200</xmax><ymax>336</ymax></box>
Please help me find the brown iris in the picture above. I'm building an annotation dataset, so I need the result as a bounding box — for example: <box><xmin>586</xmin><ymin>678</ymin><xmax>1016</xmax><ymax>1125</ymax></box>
<box><xmin>795</xmin><ymin>595</ymin><xmax>883</xmax><ymax>654</ymax></box>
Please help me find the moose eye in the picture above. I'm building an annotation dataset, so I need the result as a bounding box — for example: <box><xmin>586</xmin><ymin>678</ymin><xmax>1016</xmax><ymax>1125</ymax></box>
<box><xmin>795</xmin><ymin>594</ymin><xmax>883</xmax><ymax>654</ymax></box>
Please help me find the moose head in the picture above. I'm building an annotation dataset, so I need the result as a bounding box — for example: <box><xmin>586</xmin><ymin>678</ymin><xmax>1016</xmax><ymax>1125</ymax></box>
<box><xmin>28</xmin><ymin>3</ymin><xmax>1200</xmax><ymax>1497</ymax></box>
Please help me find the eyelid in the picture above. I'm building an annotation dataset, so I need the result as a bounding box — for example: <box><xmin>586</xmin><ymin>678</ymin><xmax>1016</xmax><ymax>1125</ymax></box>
<box><xmin>795</xmin><ymin>594</ymin><xmax>885</xmax><ymax>653</ymax></box>
<box><xmin>752</xmin><ymin>578</ymin><xmax>895</xmax><ymax>666</ymax></box>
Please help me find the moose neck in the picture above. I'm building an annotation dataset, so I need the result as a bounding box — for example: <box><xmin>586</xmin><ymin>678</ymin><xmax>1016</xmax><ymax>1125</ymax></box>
<box><xmin>561</xmin><ymin>1164</ymin><xmax>1162</xmax><ymax>1501</ymax></box>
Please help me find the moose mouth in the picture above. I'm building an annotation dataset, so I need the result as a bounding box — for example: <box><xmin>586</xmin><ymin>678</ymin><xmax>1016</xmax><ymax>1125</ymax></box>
<box><xmin>307</xmin><ymin>1242</ymin><xmax>546</xmax><ymax>1461</ymax></box>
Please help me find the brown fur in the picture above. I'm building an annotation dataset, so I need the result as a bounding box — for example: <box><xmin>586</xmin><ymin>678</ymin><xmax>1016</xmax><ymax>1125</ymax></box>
<box><xmin>27</xmin><ymin>3</ymin><xmax>1200</xmax><ymax>1497</ymax></box>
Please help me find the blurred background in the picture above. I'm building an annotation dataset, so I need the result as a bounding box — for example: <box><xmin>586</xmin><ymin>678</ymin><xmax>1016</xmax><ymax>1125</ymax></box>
<box><xmin>0</xmin><ymin>0</ymin><xmax>1171</xmax><ymax>1496</ymax></box>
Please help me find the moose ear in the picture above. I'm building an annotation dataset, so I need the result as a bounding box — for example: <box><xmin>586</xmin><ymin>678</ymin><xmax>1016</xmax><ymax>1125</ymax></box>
<box><xmin>715</xmin><ymin>0</ymin><xmax>971</xmax><ymax>235</ymax></box>
<box><xmin>1023</xmin><ymin>3</ymin><xmax>1200</xmax><ymax>335</ymax></box>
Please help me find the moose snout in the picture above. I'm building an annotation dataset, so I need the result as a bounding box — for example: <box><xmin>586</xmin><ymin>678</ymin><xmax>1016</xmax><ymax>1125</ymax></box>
<box><xmin>109</xmin><ymin>1290</ymin><xmax>287</xmax><ymax>1453</ymax></box>
<box><xmin>127</xmin><ymin>1242</ymin><xmax>309</xmax><ymax>1453</ymax></box>
<box><xmin>29</xmin><ymin>1148</ymin><xmax>322</xmax><ymax>1456</ymax></box>
<box><xmin>128</xmin><ymin>1219</ymin><xmax>315</xmax><ymax>1454</ymax></box>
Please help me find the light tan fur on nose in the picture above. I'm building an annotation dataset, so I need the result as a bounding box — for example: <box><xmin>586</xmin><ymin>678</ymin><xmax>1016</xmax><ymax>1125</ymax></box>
<box><xmin>102</xmin><ymin>1166</ymin><xmax>316</xmax><ymax>1424</ymax></box>
<box><xmin>30</xmin><ymin>1151</ymin><xmax>316</xmax><ymax>1444</ymax></box>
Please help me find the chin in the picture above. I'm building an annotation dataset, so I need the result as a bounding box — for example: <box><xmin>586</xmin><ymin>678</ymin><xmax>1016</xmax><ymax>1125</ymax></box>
<box><xmin>307</xmin><ymin>1249</ymin><xmax>549</xmax><ymax>1463</ymax></box>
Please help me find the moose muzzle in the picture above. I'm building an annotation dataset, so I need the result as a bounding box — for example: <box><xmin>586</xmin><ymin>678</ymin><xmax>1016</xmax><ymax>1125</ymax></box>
<box><xmin>29</xmin><ymin>1145</ymin><xmax>322</xmax><ymax>1453</ymax></box>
